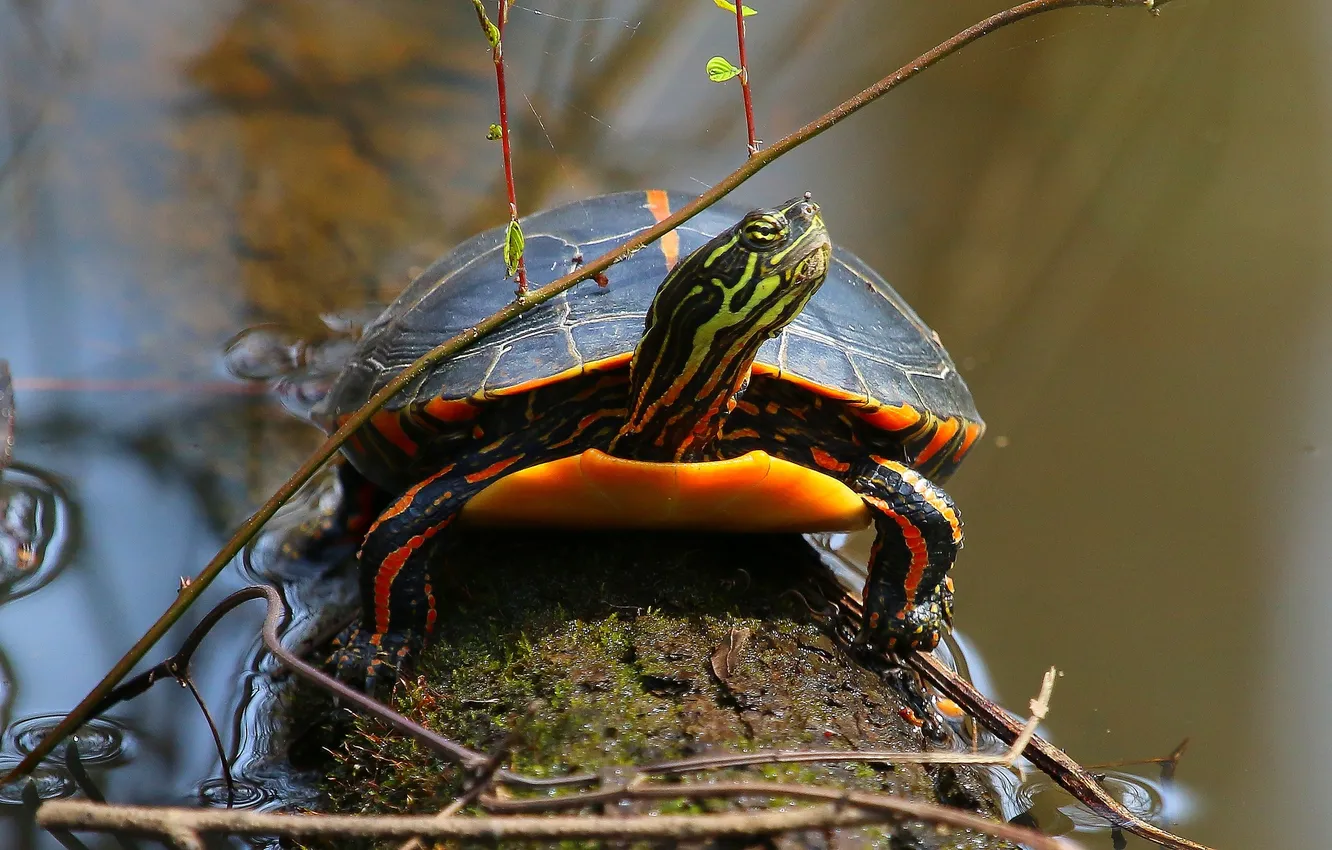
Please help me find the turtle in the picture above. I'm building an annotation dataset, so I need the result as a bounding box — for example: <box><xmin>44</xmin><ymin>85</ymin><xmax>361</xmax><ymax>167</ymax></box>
<box><xmin>312</xmin><ymin>190</ymin><xmax>984</xmax><ymax>691</ymax></box>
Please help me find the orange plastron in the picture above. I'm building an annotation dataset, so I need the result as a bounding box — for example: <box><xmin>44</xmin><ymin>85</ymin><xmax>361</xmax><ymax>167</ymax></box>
<box><xmin>461</xmin><ymin>449</ymin><xmax>871</xmax><ymax>533</ymax></box>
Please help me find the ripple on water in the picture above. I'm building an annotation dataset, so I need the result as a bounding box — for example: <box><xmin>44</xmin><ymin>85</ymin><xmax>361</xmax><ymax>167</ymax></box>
<box><xmin>199</xmin><ymin>776</ymin><xmax>274</xmax><ymax>809</ymax></box>
<box><xmin>9</xmin><ymin>715</ymin><xmax>130</xmax><ymax>766</ymax></box>
<box><xmin>0</xmin><ymin>464</ymin><xmax>73</xmax><ymax>603</ymax></box>
<box><xmin>1015</xmin><ymin>769</ymin><xmax>1195</xmax><ymax>834</ymax></box>
<box><xmin>0</xmin><ymin>760</ymin><xmax>75</xmax><ymax>805</ymax></box>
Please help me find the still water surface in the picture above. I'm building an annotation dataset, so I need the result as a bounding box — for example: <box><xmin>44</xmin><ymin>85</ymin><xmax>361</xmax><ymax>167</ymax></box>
<box><xmin>1</xmin><ymin>1</ymin><xmax>1326</xmax><ymax>848</ymax></box>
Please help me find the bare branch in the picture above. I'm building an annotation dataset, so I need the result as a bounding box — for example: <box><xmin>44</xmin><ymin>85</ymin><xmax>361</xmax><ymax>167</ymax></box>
<box><xmin>37</xmin><ymin>800</ymin><xmax>929</xmax><ymax>842</ymax></box>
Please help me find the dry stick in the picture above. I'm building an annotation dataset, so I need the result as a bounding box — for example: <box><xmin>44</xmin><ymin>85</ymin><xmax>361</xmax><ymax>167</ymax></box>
<box><xmin>908</xmin><ymin>652</ymin><xmax>1214</xmax><ymax>850</ymax></box>
<box><xmin>38</xmin><ymin>792</ymin><xmax>1080</xmax><ymax>849</ymax></box>
<box><xmin>1</xmin><ymin>0</ymin><xmax>1173</xmax><ymax>787</ymax></box>
<box><xmin>481</xmin><ymin>781</ymin><xmax>1078</xmax><ymax>850</ymax></box>
<box><xmin>36</xmin><ymin>801</ymin><xmax>953</xmax><ymax>842</ymax></box>
<box><xmin>734</xmin><ymin>0</ymin><xmax>758</xmax><ymax>155</ymax></box>
<box><xmin>54</xmin><ymin>793</ymin><xmax>1070</xmax><ymax>849</ymax></box>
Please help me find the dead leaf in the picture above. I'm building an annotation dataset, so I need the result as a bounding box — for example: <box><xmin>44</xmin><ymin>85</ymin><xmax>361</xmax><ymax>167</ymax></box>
<box><xmin>710</xmin><ymin>627</ymin><xmax>752</xmax><ymax>682</ymax></box>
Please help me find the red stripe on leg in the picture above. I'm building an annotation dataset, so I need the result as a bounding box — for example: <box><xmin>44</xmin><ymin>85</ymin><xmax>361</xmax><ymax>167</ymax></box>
<box><xmin>862</xmin><ymin>495</ymin><xmax>928</xmax><ymax>608</ymax></box>
<box><xmin>372</xmin><ymin>518</ymin><xmax>452</xmax><ymax>636</ymax></box>
<box><xmin>365</xmin><ymin>464</ymin><xmax>456</xmax><ymax>536</ymax></box>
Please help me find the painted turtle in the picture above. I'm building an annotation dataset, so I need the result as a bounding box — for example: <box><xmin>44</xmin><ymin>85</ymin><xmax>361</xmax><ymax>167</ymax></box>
<box><xmin>313</xmin><ymin>190</ymin><xmax>983</xmax><ymax>690</ymax></box>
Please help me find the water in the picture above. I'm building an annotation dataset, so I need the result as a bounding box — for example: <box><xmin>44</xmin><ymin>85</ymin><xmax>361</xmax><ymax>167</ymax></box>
<box><xmin>1</xmin><ymin>1</ymin><xmax>1325</xmax><ymax>848</ymax></box>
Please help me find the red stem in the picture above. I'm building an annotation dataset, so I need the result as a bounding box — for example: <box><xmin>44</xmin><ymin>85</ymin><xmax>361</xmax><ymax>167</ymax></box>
<box><xmin>494</xmin><ymin>1</ymin><xmax>528</xmax><ymax>294</ymax></box>
<box><xmin>734</xmin><ymin>2</ymin><xmax>757</xmax><ymax>155</ymax></box>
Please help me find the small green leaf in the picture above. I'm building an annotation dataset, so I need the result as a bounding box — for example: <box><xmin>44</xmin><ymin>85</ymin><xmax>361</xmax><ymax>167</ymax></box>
<box><xmin>486</xmin><ymin>123</ymin><xmax>503</xmax><ymax>140</ymax></box>
<box><xmin>504</xmin><ymin>219</ymin><xmax>525</xmax><ymax>277</ymax></box>
<box><xmin>471</xmin><ymin>0</ymin><xmax>500</xmax><ymax>48</ymax></box>
<box><xmin>713</xmin><ymin>0</ymin><xmax>757</xmax><ymax>16</ymax></box>
<box><xmin>706</xmin><ymin>56</ymin><xmax>742</xmax><ymax>83</ymax></box>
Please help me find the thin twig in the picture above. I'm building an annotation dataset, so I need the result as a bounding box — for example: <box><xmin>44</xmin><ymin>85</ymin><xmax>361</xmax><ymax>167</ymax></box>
<box><xmin>639</xmin><ymin>666</ymin><xmax>1054</xmax><ymax>774</ymax></box>
<box><xmin>734</xmin><ymin>0</ymin><xmax>758</xmax><ymax>155</ymax></box>
<box><xmin>1087</xmin><ymin>737</ymin><xmax>1190</xmax><ymax>778</ymax></box>
<box><xmin>494</xmin><ymin>1</ymin><xmax>528</xmax><ymax>294</ymax></box>
<box><xmin>2</xmin><ymin>0</ymin><xmax>1172</xmax><ymax>787</ymax></box>
<box><xmin>180</xmin><ymin>677</ymin><xmax>234</xmax><ymax>805</ymax></box>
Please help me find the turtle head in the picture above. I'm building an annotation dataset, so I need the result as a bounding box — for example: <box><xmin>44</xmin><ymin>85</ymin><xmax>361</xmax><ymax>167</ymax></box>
<box><xmin>612</xmin><ymin>194</ymin><xmax>832</xmax><ymax>462</ymax></box>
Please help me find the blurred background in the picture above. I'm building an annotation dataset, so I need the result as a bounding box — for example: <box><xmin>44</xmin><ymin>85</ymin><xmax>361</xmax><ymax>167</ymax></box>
<box><xmin>0</xmin><ymin>1</ymin><xmax>1324</xmax><ymax>848</ymax></box>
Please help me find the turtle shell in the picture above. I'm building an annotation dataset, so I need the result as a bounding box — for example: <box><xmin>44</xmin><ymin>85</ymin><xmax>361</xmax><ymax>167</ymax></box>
<box><xmin>316</xmin><ymin>190</ymin><xmax>982</xmax><ymax>481</ymax></box>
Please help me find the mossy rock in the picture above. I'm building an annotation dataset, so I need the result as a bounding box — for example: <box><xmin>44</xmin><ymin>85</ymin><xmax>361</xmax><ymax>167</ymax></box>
<box><xmin>310</xmin><ymin>531</ymin><xmax>1015</xmax><ymax>849</ymax></box>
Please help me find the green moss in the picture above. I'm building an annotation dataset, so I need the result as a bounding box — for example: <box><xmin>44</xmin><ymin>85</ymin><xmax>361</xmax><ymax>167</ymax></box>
<box><xmin>310</xmin><ymin>532</ymin><xmax>1015</xmax><ymax>849</ymax></box>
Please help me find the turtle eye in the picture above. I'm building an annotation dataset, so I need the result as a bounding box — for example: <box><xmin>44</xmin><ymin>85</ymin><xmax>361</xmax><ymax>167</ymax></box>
<box><xmin>739</xmin><ymin>213</ymin><xmax>787</xmax><ymax>249</ymax></box>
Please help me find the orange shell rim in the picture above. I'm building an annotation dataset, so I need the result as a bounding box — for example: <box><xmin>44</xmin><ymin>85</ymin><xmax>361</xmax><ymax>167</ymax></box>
<box><xmin>461</xmin><ymin>449</ymin><xmax>872</xmax><ymax>533</ymax></box>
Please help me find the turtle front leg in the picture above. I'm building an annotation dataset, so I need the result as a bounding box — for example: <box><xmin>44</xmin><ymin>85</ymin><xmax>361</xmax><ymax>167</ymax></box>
<box><xmin>847</xmin><ymin>457</ymin><xmax>963</xmax><ymax>653</ymax></box>
<box><xmin>330</xmin><ymin>463</ymin><xmax>473</xmax><ymax>693</ymax></box>
<box><xmin>333</xmin><ymin>380</ymin><xmax>630</xmax><ymax>693</ymax></box>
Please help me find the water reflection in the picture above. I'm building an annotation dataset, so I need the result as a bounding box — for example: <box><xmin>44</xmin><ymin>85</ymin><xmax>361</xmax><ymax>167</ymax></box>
<box><xmin>0</xmin><ymin>761</ymin><xmax>75</xmax><ymax>806</ymax></box>
<box><xmin>1015</xmin><ymin>770</ymin><xmax>1196</xmax><ymax>838</ymax></box>
<box><xmin>0</xmin><ymin>465</ymin><xmax>74</xmax><ymax>604</ymax></box>
<box><xmin>224</xmin><ymin>318</ymin><xmax>366</xmax><ymax>421</ymax></box>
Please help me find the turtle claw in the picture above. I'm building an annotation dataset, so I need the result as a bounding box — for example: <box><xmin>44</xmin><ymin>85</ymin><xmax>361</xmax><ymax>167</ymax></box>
<box><xmin>328</xmin><ymin>625</ymin><xmax>418</xmax><ymax>696</ymax></box>
<box><xmin>856</xmin><ymin>580</ymin><xmax>954</xmax><ymax>655</ymax></box>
